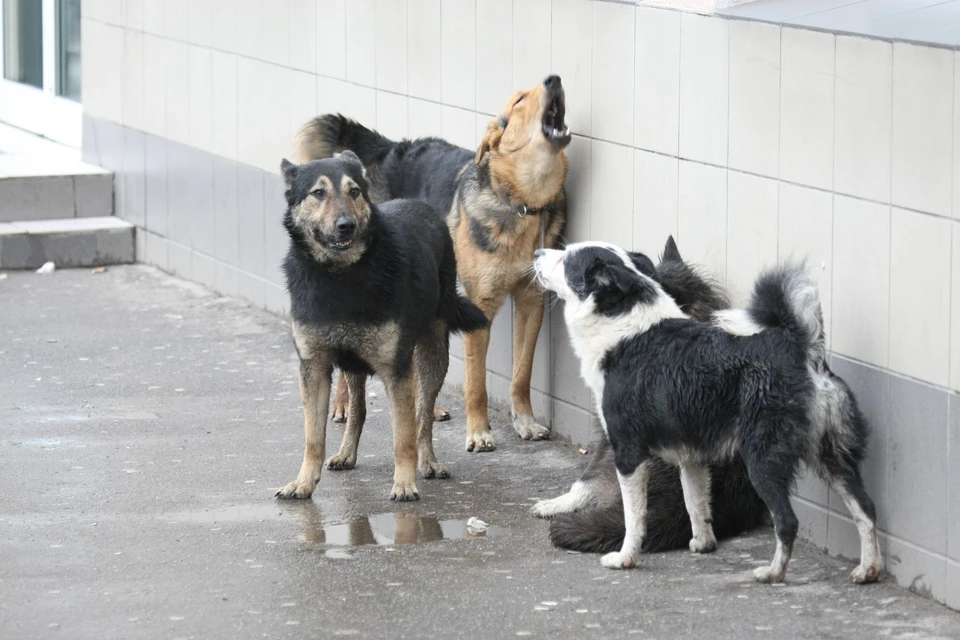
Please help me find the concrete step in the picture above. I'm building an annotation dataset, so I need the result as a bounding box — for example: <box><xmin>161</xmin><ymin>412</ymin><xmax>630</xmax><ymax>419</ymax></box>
<box><xmin>0</xmin><ymin>155</ymin><xmax>113</xmax><ymax>222</ymax></box>
<box><xmin>0</xmin><ymin>217</ymin><xmax>135</xmax><ymax>270</ymax></box>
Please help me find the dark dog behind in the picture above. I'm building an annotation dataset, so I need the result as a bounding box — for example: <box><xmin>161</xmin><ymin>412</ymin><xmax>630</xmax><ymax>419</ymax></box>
<box><xmin>275</xmin><ymin>151</ymin><xmax>486</xmax><ymax>502</ymax></box>
<box><xmin>533</xmin><ymin>237</ymin><xmax>768</xmax><ymax>553</ymax></box>
<box><xmin>296</xmin><ymin>76</ymin><xmax>571</xmax><ymax>453</ymax></box>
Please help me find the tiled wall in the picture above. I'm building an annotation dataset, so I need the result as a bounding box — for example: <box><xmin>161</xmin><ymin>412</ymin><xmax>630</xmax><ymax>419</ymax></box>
<box><xmin>79</xmin><ymin>0</ymin><xmax>958</xmax><ymax>607</ymax></box>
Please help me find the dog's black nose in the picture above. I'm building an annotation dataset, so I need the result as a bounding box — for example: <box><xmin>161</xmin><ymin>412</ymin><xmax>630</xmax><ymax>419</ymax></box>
<box><xmin>335</xmin><ymin>217</ymin><xmax>356</xmax><ymax>233</ymax></box>
<box><xmin>543</xmin><ymin>75</ymin><xmax>561</xmax><ymax>90</ymax></box>
<box><xmin>534</xmin><ymin>249</ymin><xmax>546</xmax><ymax>259</ymax></box>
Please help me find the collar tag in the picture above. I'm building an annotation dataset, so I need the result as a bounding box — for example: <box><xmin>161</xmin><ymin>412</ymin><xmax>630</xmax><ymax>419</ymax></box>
<box><xmin>517</xmin><ymin>204</ymin><xmax>528</xmax><ymax>218</ymax></box>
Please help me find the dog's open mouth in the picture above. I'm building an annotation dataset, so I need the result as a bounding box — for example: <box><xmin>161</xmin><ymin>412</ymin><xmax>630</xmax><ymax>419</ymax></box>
<box><xmin>315</xmin><ymin>228</ymin><xmax>354</xmax><ymax>252</ymax></box>
<box><xmin>542</xmin><ymin>95</ymin><xmax>571</xmax><ymax>146</ymax></box>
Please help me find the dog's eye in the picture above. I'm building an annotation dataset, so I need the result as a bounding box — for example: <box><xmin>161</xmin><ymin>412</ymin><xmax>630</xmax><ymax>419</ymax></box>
<box><xmin>514</xmin><ymin>94</ymin><xmax>525</xmax><ymax>107</ymax></box>
<box><xmin>311</xmin><ymin>188</ymin><xmax>326</xmax><ymax>199</ymax></box>
<box><xmin>348</xmin><ymin>186</ymin><xmax>361</xmax><ymax>199</ymax></box>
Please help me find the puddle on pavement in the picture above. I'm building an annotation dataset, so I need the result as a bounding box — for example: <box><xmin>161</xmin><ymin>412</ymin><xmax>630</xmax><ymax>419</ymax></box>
<box><xmin>299</xmin><ymin>512</ymin><xmax>508</xmax><ymax>546</ymax></box>
<box><xmin>160</xmin><ymin>504</ymin><xmax>507</xmax><ymax>548</ymax></box>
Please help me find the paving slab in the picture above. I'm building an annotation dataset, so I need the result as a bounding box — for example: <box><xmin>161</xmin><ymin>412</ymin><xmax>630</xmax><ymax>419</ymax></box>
<box><xmin>1</xmin><ymin>265</ymin><xmax>958</xmax><ymax>640</ymax></box>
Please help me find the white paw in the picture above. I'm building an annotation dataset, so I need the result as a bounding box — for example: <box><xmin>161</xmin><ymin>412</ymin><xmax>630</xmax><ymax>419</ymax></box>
<box><xmin>753</xmin><ymin>565</ymin><xmax>786</xmax><ymax>584</ymax></box>
<box><xmin>850</xmin><ymin>563</ymin><xmax>881</xmax><ymax>584</ymax></box>
<box><xmin>512</xmin><ymin>415</ymin><xmax>550</xmax><ymax>441</ymax></box>
<box><xmin>325</xmin><ymin>451</ymin><xmax>356</xmax><ymax>471</ymax></box>
<box><xmin>275</xmin><ymin>478</ymin><xmax>317</xmax><ymax>500</ymax></box>
<box><xmin>389</xmin><ymin>481</ymin><xmax>420</xmax><ymax>502</ymax></box>
<box><xmin>601</xmin><ymin>551</ymin><xmax>634</xmax><ymax>570</ymax></box>
<box><xmin>689</xmin><ymin>533</ymin><xmax>717</xmax><ymax>554</ymax></box>
<box><xmin>530</xmin><ymin>497</ymin><xmax>567</xmax><ymax>518</ymax></box>
<box><xmin>465</xmin><ymin>430</ymin><xmax>496</xmax><ymax>452</ymax></box>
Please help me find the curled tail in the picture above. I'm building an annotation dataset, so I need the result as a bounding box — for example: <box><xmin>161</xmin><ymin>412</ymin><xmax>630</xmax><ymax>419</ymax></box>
<box><xmin>714</xmin><ymin>264</ymin><xmax>825</xmax><ymax>363</ymax></box>
<box><xmin>549</xmin><ymin>507</ymin><xmax>627</xmax><ymax>554</ymax></box>
<box><xmin>450</xmin><ymin>297</ymin><xmax>488</xmax><ymax>334</ymax></box>
<box><xmin>294</xmin><ymin>114</ymin><xmax>395</xmax><ymax>165</ymax></box>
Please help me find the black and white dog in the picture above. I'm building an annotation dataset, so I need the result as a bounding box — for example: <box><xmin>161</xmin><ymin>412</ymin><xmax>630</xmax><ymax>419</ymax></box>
<box><xmin>534</xmin><ymin>241</ymin><xmax>882</xmax><ymax>584</ymax></box>
<box><xmin>533</xmin><ymin>238</ymin><xmax>768</xmax><ymax>555</ymax></box>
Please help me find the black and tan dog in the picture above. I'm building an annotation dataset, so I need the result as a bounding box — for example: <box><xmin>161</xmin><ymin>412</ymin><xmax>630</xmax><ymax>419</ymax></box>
<box><xmin>275</xmin><ymin>151</ymin><xmax>486</xmax><ymax>501</ymax></box>
<box><xmin>295</xmin><ymin>76</ymin><xmax>570</xmax><ymax>453</ymax></box>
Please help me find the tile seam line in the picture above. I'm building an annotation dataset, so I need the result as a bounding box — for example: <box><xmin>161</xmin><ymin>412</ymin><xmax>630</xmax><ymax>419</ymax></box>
<box><xmin>98</xmin><ymin>117</ymin><xmax>960</xmax><ymax>226</ymax></box>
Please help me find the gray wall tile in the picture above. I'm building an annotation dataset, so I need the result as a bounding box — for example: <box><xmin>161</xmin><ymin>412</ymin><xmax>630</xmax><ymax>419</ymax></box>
<box><xmin>144</xmin><ymin>231</ymin><xmax>169</xmax><ymax>271</ymax></box>
<box><xmin>94</xmin><ymin>118</ymin><xmax>124</xmax><ymax>174</ymax></box>
<box><xmin>886</xmin><ymin>535</ymin><xmax>947</xmax><ymax>602</ymax></box>
<box><xmin>144</xmin><ymin>135</ymin><xmax>169</xmax><ymax>237</ymax></box>
<box><xmin>949</xmin><ymin>395</ymin><xmax>960</xmax><ymax>561</ymax></box>
<box><xmin>550</xmin><ymin>306</ymin><xmax>591</xmax><ymax>410</ymax></box>
<box><xmin>948</xmin><ymin>561</ymin><xmax>960</xmax><ymax>610</ymax></box>
<box><xmin>886</xmin><ymin>373</ymin><xmax>948</xmax><ymax>555</ymax></box>
<box><xmin>191</xmin><ymin>251</ymin><xmax>217</xmax><ymax>290</ymax></box>
<box><xmin>213</xmin><ymin>158</ymin><xmax>239</xmax><ymax>267</ymax></box>
<box><xmin>239</xmin><ymin>271</ymin><xmax>266</xmax><ymax>309</ymax></box>
<box><xmin>216</xmin><ymin>262</ymin><xmax>240</xmax><ymax>298</ymax></box>
<box><xmin>826</xmin><ymin>512</ymin><xmax>865</xmax><ymax>563</ymax></box>
<box><xmin>551</xmin><ymin>400</ymin><xmax>594</xmax><ymax>449</ymax></box>
<box><xmin>119</xmin><ymin>129</ymin><xmax>145</xmax><ymax>224</ymax></box>
<box><xmin>487</xmin><ymin>300</ymin><xmax>513</xmax><ymax>379</ymax></box>
<box><xmin>187</xmin><ymin>149</ymin><xmax>216</xmax><ymax>257</ymax></box>
<box><xmin>792</xmin><ymin>499</ymin><xmax>828</xmax><ymax>550</ymax></box>
<box><xmin>167</xmin><ymin>240</ymin><xmax>192</xmax><ymax>279</ymax></box>
<box><xmin>262</xmin><ymin>173</ymin><xmax>287</xmax><ymax>287</ymax></box>
<box><xmin>135</xmin><ymin>226</ymin><xmax>146</xmax><ymax>261</ymax></box>
<box><xmin>237</xmin><ymin>165</ymin><xmax>265</xmax><ymax>277</ymax></box>
<box><xmin>165</xmin><ymin>141</ymin><xmax>192</xmax><ymax>246</ymax></box>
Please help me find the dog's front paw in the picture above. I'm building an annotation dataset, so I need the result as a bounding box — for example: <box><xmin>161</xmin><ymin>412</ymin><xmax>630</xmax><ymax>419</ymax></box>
<box><xmin>600</xmin><ymin>551</ymin><xmax>635</xmax><ymax>570</ymax></box>
<box><xmin>419</xmin><ymin>459</ymin><xmax>450</xmax><ymax>480</ymax></box>
<box><xmin>752</xmin><ymin>565</ymin><xmax>786</xmax><ymax>584</ymax></box>
<box><xmin>689</xmin><ymin>533</ymin><xmax>718</xmax><ymax>554</ymax></box>
<box><xmin>389</xmin><ymin>481</ymin><xmax>420</xmax><ymax>502</ymax></box>
<box><xmin>330</xmin><ymin>401</ymin><xmax>347</xmax><ymax>423</ymax></box>
<box><xmin>433</xmin><ymin>405</ymin><xmax>451</xmax><ymax>422</ymax></box>
<box><xmin>275</xmin><ymin>478</ymin><xmax>317</xmax><ymax>500</ymax></box>
<box><xmin>530</xmin><ymin>495</ymin><xmax>573</xmax><ymax>518</ymax></box>
<box><xmin>465</xmin><ymin>430</ymin><xmax>496</xmax><ymax>453</ymax></box>
<box><xmin>512</xmin><ymin>414</ymin><xmax>550</xmax><ymax>441</ymax></box>
<box><xmin>850</xmin><ymin>563</ymin><xmax>881</xmax><ymax>584</ymax></box>
<box><xmin>326</xmin><ymin>451</ymin><xmax>356</xmax><ymax>471</ymax></box>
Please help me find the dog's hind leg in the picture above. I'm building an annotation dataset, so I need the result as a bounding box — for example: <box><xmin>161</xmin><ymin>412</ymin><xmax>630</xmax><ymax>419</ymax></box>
<box><xmin>330</xmin><ymin>372</ymin><xmax>350</xmax><ymax>423</ymax></box>
<box><xmin>326</xmin><ymin>372</ymin><xmax>367</xmax><ymax>471</ymax></box>
<box><xmin>825</xmin><ymin>469</ymin><xmax>882</xmax><ymax>584</ymax></box>
<box><xmin>743</xmin><ymin>457</ymin><xmax>799</xmax><ymax>583</ymax></box>
<box><xmin>385</xmin><ymin>369</ymin><xmax>420</xmax><ymax>501</ymax></box>
<box><xmin>601</xmin><ymin>460</ymin><xmax>651</xmax><ymax>570</ymax></box>
<box><xmin>510</xmin><ymin>282</ymin><xmax>550</xmax><ymax>441</ymax></box>
<box><xmin>277</xmin><ymin>354</ymin><xmax>333</xmax><ymax>500</ymax></box>
<box><xmin>680</xmin><ymin>463</ymin><xmax>717</xmax><ymax>553</ymax></box>
<box><xmin>414</xmin><ymin>321</ymin><xmax>451</xmax><ymax>479</ymax></box>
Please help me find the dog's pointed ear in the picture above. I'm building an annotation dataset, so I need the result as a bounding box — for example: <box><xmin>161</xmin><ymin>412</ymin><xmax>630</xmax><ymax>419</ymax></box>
<box><xmin>336</xmin><ymin>149</ymin><xmax>369</xmax><ymax>185</ymax></box>
<box><xmin>476</xmin><ymin>116</ymin><xmax>506</xmax><ymax>165</ymax></box>
<box><xmin>662</xmin><ymin>235</ymin><xmax>682</xmax><ymax>263</ymax></box>
<box><xmin>280</xmin><ymin>158</ymin><xmax>298</xmax><ymax>188</ymax></box>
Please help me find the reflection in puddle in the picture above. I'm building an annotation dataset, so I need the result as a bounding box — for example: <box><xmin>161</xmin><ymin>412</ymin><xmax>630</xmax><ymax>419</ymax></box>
<box><xmin>160</xmin><ymin>503</ymin><xmax>508</xmax><ymax>548</ymax></box>
<box><xmin>299</xmin><ymin>512</ymin><xmax>507</xmax><ymax>546</ymax></box>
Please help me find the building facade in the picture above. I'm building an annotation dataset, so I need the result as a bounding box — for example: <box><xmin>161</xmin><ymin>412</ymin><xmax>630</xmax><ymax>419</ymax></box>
<box><xmin>13</xmin><ymin>0</ymin><xmax>959</xmax><ymax>608</ymax></box>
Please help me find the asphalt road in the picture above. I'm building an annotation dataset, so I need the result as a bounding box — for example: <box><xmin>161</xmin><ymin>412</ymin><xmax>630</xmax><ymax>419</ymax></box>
<box><xmin>2</xmin><ymin>265</ymin><xmax>959</xmax><ymax>639</ymax></box>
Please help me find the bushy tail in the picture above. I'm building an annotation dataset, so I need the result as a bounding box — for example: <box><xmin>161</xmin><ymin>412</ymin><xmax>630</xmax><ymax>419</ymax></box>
<box><xmin>749</xmin><ymin>264</ymin><xmax>824</xmax><ymax>360</ymax></box>
<box><xmin>450</xmin><ymin>297</ymin><xmax>488</xmax><ymax>334</ymax></box>
<box><xmin>293</xmin><ymin>114</ymin><xmax>395</xmax><ymax>165</ymax></box>
<box><xmin>549</xmin><ymin>507</ymin><xmax>627</xmax><ymax>554</ymax></box>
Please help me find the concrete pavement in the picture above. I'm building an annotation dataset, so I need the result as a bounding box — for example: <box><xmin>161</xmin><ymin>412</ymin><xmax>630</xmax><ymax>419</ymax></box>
<box><xmin>2</xmin><ymin>265</ymin><xmax>959</xmax><ymax>639</ymax></box>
